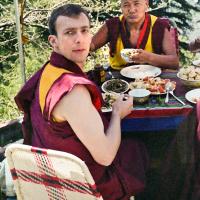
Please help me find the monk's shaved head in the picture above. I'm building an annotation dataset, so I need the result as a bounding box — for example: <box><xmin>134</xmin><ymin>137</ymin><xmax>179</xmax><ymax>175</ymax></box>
<box><xmin>121</xmin><ymin>0</ymin><xmax>149</xmax><ymax>5</ymax></box>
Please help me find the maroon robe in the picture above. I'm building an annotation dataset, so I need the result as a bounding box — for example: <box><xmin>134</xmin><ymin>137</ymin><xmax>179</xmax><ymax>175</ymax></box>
<box><xmin>106</xmin><ymin>13</ymin><xmax>179</xmax><ymax>59</ymax></box>
<box><xmin>15</xmin><ymin>52</ymin><xmax>149</xmax><ymax>199</ymax></box>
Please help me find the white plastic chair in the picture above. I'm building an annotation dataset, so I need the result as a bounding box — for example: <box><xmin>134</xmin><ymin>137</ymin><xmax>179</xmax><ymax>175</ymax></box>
<box><xmin>5</xmin><ymin>144</ymin><xmax>103</xmax><ymax>200</ymax></box>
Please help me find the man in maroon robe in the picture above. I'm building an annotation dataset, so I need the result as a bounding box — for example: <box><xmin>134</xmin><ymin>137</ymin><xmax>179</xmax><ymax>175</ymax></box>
<box><xmin>90</xmin><ymin>0</ymin><xmax>179</xmax><ymax>70</ymax></box>
<box><xmin>15</xmin><ymin>4</ymin><xmax>149</xmax><ymax>199</ymax></box>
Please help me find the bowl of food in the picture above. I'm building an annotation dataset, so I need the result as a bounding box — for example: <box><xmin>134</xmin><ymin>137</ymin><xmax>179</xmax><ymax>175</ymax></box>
<box><xmin>101</xmin><ymin>79</ymin><xmax>129</xmax><ymax>94</ymax></box>
<box><xmin>128</xmin><ymin>88</ymin><xmax>150</xmax><ymax>104</ymax></box>
<box><xmin>101</xmin><ymin>93</ymin><xmax>120</xmax><ymax>112</ymax></box>
<box><xmin>177</xmin><ymin>66</ymin><xmax>200</xmax><ymax>88</ymax></box>
<box><xmin>120</xmin><ymin>48</ymin><xmax>139</xmax><ymax>63</ymax></box>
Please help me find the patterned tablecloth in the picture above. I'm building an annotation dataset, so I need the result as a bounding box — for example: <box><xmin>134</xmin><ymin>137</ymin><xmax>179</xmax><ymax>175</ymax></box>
<box><xmin>103</xmin><ymin>71</ymin><xmax>194</xmax><ymax>132</ymax></box>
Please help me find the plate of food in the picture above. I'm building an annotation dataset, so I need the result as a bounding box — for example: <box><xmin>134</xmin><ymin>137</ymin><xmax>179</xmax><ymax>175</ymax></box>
<box><xmin>120</xmin><ymin>48</ymin><xmax>139</xmax><ymax>63</ymax></box>
<box><xmin>129</xmin><ymin>77</ymin><xmax>176</xmax><ymax>95</ymax></box>
<box><xmin>120</xmin><ymin>65</ymin><xmax>161</xmax><ymax>79</ymax></box>
<box><xmin>101</xmin><ymin>93</ymin><xmax>119</xmax><ymax>112</ymax></box>
<box><xmin>101</xmin><ymin>79</ymin><xmax>129</xmax><ymax>94</ymax></box>
<box><xmin>185</xmin><ymin>88</ymin><xmax>200</xmax><ymax>104</ymax></box>
<box><xmin>192</xmin><ymin>59</ymin><xmax>200</xmax><ymax>67</ymax></box>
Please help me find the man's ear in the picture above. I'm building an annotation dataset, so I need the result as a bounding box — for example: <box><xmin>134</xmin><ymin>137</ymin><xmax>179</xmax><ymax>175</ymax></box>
<box><xmin>145</xmin><ymin>0</ymin><xmax>149</xmax><ymax>11</ymax></box>
<box><xmin>48</xmin><ymin>35</ymin><xmax>58</xmax><ymax>49</ymax></box>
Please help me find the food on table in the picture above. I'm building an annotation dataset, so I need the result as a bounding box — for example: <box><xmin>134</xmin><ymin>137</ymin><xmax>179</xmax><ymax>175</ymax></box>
<box><xmin>102</xmin><ymin>93</ymin><xmax>119</xmax><ymax>109</ymax></box>
<box><xmin>101</xmin><ymin>79</ymin><xmax>129</xmax><ymax>93</ymax></box>
<box><xmin>120</xmin><ymin>49</ymin><xmax>139</xmax><ymax>62</ymax></box>
<box><xmin>128</xmin><ymin>89</ymin><xmax>150</xmax><ymax>104</ymax></box>
<box><xmin>121</xmin><ymin>48</ymin><xmax>139</xmax><ymax>57</ymax></box>
<box><xmin>178</xmin><ymin>66</ymin><xmax>200</xmax><ymax>81</ymax></box>
<box><xmin>129</xmin><ymin>77</ymin><xmax>176</xmax><ymax>94</ymax></box>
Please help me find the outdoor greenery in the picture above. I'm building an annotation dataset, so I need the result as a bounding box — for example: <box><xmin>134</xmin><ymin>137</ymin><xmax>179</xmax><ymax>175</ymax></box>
<box><xmin>0</xmin><ymin>0</ymin><xmax>200</xmax><ymax>122</ymax></box>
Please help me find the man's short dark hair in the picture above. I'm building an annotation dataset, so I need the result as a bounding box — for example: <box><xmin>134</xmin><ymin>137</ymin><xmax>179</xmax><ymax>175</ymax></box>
<box><xmin>48</xmin><ymin>4</ymin><xmax>90</xmax><ymax>35</ymax></box>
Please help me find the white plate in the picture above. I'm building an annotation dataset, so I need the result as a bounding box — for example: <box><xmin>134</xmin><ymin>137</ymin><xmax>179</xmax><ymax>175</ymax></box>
<box><xmin>185</xmin><ymin>88</ymin><xmax>200</xmax><ymax>104</ymax></box>
<box><xmin>120</xmin><ymin>65</ymin><xmax>161</xmax><ymax>79</ymax></box>
<box><xmin>101</xmin><ymin>79</ymin><xmax>129</xmax><ymax>93</ymax></box>
<box><xmin>192</xmin><ymin>59</ymin><xmax>200</xmax><ymax>67</ymax></box>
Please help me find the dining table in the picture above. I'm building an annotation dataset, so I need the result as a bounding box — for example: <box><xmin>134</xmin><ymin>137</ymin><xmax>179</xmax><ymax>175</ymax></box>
<box><xmin>98</xmin><ymin>68</ymin><xmax>199</xmax><ymax>200</ymax></box>
<box><xmin>102</xmin><ymin>70</ymin><xmax>193</xmax><ymax>133</ymax></box>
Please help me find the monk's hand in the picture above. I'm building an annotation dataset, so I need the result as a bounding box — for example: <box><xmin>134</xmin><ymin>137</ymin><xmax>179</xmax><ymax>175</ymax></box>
<box><xmin>131</xmin><ymin>49</ymin><xmax>151</xmax><ymax>64</ymax></box>
<box><xmin>112</xmin><ymin>94</ymin><xmax>133</xmax><ymax>119</ymax></box>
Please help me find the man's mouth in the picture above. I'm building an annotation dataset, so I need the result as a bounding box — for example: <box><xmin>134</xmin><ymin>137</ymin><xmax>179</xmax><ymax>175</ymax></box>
<box><xmin>127</xmin><ymin>15</ymin><xmax>137</xmax><ymax>20</ymax></box>
<box><xmin>73</xmin><ymin>49</ymin><xmax>85</xmax><ymax>52</ymax></box>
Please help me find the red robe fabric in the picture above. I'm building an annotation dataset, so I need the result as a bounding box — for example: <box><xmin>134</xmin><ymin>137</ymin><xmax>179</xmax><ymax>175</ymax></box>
<box><xmin>15</xmin><ymin>52</ymin><xmax>149</xmax><ymax>199</ymax></box>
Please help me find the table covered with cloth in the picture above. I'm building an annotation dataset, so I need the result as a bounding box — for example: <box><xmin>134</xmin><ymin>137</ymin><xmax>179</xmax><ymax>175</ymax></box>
<box><xmin>101</xmin><ymin>70</ymin><xmax>199</xmax><ymax>200</ymax></box>
<box><xmin>103</xmin><ymin>71</ymin><xmax>193</xmax><ymax>133</ymax></box>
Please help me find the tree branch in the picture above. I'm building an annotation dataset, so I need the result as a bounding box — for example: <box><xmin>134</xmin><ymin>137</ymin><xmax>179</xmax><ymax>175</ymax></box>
<box><xmin>0</xmin><ymin>53</ymin><xmax>18</xmax><ymax>63</ymax></box>
<box><xmin>0</xmin><ymin>22</ymin><xmax>14</xmax><ymax>29</ymax></box>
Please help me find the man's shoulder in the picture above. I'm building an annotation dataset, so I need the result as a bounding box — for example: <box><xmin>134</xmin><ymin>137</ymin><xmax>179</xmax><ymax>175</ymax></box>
<box><xmin>105</xmin><ymin>16</ymin><xmax>121</xmax><ymax>36</ymax></box>
<box><xmin>106</xmin><ymin>16</ymin><xmax>120</xmax><ymax>26</ymax></box>
<box><xmin>152</xmin><ymin>15</ymin><xmax>170</xmax><ymax>29</ymax></box>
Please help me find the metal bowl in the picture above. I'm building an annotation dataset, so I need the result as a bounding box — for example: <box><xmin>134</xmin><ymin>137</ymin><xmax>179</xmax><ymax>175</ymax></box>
<box><xmin>177</xmin><ymin>72</ymin><xmax>200</xmax><ymax>88</ymax></box>
<box><xmin>128</xmin><ymin>89</ymin><xmax>150</xmax><ymax>104</ymax></box>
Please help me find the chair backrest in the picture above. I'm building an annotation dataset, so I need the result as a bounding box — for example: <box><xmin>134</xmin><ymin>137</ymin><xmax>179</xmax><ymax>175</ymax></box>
<box><xmin>5</xmin><ymin>144</ymin><xmax>103</xmax><ymax>200</ymax></box>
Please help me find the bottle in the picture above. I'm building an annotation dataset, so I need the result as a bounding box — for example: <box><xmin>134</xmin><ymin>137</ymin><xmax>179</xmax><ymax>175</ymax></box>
<box><xmin>93</xmin><ymin>64</ymin><xmax>106</xmax><ymax>85</ymax></box>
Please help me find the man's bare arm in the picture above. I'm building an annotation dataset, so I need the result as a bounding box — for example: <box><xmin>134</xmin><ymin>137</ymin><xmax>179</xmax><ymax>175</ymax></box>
<box><xmin>90</xmin><ymin>24</ymin><xmax>108</xmax><ymax>51</ymax></box>
<box><xmin>52</xmin><ymin>84</ymin><xmax>132</xmax><ymax>166</ymax></box>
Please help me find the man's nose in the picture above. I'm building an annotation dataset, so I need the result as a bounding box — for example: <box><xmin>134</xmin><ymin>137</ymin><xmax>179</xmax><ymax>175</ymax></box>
<box><xmin>74</xmin><ymin>32</ymin><xmax>84</xmax><ymax>43</ymax></box>
<box><xmin>128</xmin><ymin>4</ymin><xmax>136</xmax><ymax>13</ymax></box>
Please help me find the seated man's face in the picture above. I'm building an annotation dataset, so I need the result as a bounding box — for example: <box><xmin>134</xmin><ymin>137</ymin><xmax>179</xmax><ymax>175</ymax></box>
<box><xmin>49</xmin><ymin>13</ymin><xmax>91</xmax><ymax>67</ymax></box>
<box><xmin>121</xmin><ymin>0</ymin><xmax>148</xmax><ymax>24</ymax></box>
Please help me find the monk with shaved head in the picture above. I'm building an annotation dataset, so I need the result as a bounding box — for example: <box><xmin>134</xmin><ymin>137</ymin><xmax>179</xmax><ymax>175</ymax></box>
<box><xmin>91</xmin><ymin>0</ymin><xmax>179</xmax><ymax>70</ymax></box>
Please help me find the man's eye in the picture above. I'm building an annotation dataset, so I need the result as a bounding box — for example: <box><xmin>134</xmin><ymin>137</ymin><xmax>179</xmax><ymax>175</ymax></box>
<box><xmin>82</xmin><ymin>29</ymin><xmax>89</xmax><ymax>33</ymax></box>
<box><xmin>65</xmin><ymin>31</ymin><xmax>74</xmax><ymax>35</ymax></box>
<box><xmin>135</xmin><ymin>2</ymin><xmax>142</xmax><ymax>6</ymax></box>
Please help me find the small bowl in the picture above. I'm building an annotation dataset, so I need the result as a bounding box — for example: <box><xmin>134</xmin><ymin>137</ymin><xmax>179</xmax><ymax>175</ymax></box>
<box><xmin>177</xmin><ymin>72</ymin><xmax>200</xmax><ymax>88</ymax></box>
<box><xmin>101</xmin><ymin>79</ymin><xmax>129</xmax><ymax>94</ymax></box>
<box><xmin>128</xmin><ymin>89</ymin><xmax>150</xmax><ymax>104</ymax></box>
<box><xmin>120</xmin><ymin>48</ymin><xmax>139</xmax><ymax>63</ymax></box>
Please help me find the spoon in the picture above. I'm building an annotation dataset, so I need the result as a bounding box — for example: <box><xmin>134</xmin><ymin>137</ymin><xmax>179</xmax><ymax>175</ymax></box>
<box><xmin>169</xmin><ymin>90</ymin><xmax>186</xmax><ymax>106</ymax></box>
<box><xmin>165</xmin><ymin>82</ymin><xmax>185</xmax><ymax>105</ymax></box>
<box><xmin>108</xmin><ymin>71</ymin><xmax>115</xmax><ymax>79</ymax></box>
<box><xmin>165</xmin><ymin>82</ymin><xmax>171</xmax><ymax>103</ymax></box>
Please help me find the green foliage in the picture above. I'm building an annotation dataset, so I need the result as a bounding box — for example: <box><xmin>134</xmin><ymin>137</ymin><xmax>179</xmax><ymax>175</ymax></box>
<box><xmin>0</xmin><ymin>62</ymin><xmax>21</xmax><ymax>122</ymax></box>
